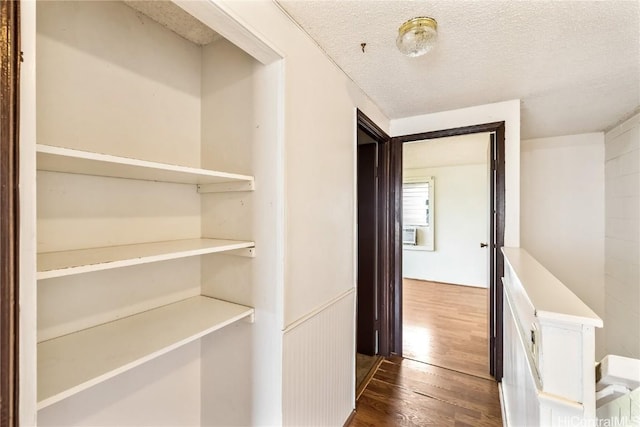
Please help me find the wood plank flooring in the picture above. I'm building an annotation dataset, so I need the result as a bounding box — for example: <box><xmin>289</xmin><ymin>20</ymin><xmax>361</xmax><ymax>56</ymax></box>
<box><xmin>349</xmin><ymin>280</ymin><xmax>501</xmax><ymax>427</ymax></box>
<box><xmin>349</xmin><ymin>357</ymin><xmax>502</xmax><ymax>427</ymax></box>
<box><xmin>403</xmin><ymin>279</ymin><xmax>491</xmax><ymax>379</ymax></box>
<box><xmin>356</xmin><ymin>353</ymin><xmax>383</xmax><ymax>398</ymax></box>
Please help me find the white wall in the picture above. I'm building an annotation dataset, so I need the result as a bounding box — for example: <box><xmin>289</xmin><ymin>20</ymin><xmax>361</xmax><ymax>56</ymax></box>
<box><xmin>403</xmin><ymin>164</ymin><xmax>488</xmax><ymax>287</ymax></box>
<box><xmin>390</xmin><ymin>99</ymin><xmax>521</xmax><ymax>248</ymax></box>
<box><xmin>604</xmin><ymin>113</ymin><xmax>640</xmax><ymax>359</ymax></box>
<box><xmin>19</xmin><ymin>2</ymin><xmax>37</xmax><ymax>424</ymax></box>
<box><xmin>193</xmin><ymin>1</ymin><xmax>389</xmax><ymax>425</ymax></box>
<box><xmin>214</xmin><ymin>1</ymin><xmax>389</xmax><ymax>424</ymax></box>
<box><xmin>36</xmin><ymin>1</ymin><xmax>202</xmax><ymax>167</ymax></box>
<box><xmin>35</xmin><ymin>3</ymin><xmax>206</xmax><ymax>425</ymax></box>
<box><xmin>24</xmin><ymin>0</ymin><xmax>389</xmax><ymax>425</ymax></box>
<box><xmin>198</xmin><ymin>37</ymin><xmax>283</xmax><ymax>425</ymax></box>
<box><xmin>198</xmin><ymin>38</ymin><xmax>257</xmax><ymax>426</ymax></box>
<box><xmin>216</xmin><ymin>1</ymin><xmax>389</xmax><ymax>328</ymax></box>
<box><xmin>521</xmin><ymin>132</ymin><xmax>606</xmax><ymax>359</ymax></box>
<box><xmin>37</xmin><ymin>344</ymin><xmax>201</xmax><ymax>427</ymax></box>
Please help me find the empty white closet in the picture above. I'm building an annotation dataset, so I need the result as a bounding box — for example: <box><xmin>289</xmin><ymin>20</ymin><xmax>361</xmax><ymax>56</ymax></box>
<box><xmin>24</xmin><ymin>1</ymin><xmax>282</xmax><ymax>425</ymax></box>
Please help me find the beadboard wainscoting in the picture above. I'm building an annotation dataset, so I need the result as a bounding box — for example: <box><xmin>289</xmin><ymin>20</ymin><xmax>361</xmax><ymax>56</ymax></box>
<box><xmin>283</xmin><ymin>290</ymin><xmax>355</xmax><ymax>427</ymax></box>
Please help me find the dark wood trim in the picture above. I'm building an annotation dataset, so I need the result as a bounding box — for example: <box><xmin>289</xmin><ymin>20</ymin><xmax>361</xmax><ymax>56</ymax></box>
<box><xmin>488</xmin><ymin>132</ymin><xmax>497</xmax><ymax>377</ymax></box>
<box><xmin>356</xmin><ymin>139</ymin><xmax>378</xmax><ymax>355</ymax></box>
<box><xmin>389</xmin><ymin>135</ymin><xmax>403</xmax><ymax>356</ymax></box>
<box><xmin>356</xmin><ymin>110</ymin><xmax>388</xmax><ymax>142</ymax></box>
<box><xmin>390</xmin><ymin>122</ymin><xmax>506</xmax><ymax>380</ymax></box>
<box><xmin>355</xmin><ymin>356</ymin><xmax>383</xmax><ymax>400</ymax></box>
<box><xmin>391</xmin><ymin>122</ymin><xmax>505</xmax><ymax>143</ymax></box>
<box><xmin>377</xmin><ymin>140</ymin><xmax>391</xmax><ymax>356</ymax></box>
<box><xmin>356</xmin><ymin>110</ymin><xmax>394</xmax><ymax>357</ymax></box>
<box><xmin>0</xmin><ymin>0</ymin><xmax>20</xmax><ymax>425</ymax></box>
<box><xmin>494</xmin><ymin>123</ymin><xmax>506</xmax><ymax>381</ymax></box>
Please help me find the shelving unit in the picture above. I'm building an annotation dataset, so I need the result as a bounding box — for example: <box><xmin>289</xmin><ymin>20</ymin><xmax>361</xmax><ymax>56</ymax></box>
<box><xmin>37</xmin><ymin>296</ymin><xmax>254</xmax><ymax>409</ymax></box>
<box><xmin>37</xmin><ymin>144</ymin><xmax>255</xmax><ymax>188</ymax></box>
<box><xmin>35</xmin><ymin>139</ymin><xmax>258</xmax><ymax>405</ymax></box>
<box><xmin>28</xmin><ymin>1</ymin><xmax>277</xmax><ymax>424</ymax></box>
<box><xmin>37</xmin><ymin>238</ymin><xmax>255</xmax><ymax>280</ymax></box>
<box><xmin>34</xmin><ymin>47</ymin><xmax>260</xmax><ymax>413</ymax></box>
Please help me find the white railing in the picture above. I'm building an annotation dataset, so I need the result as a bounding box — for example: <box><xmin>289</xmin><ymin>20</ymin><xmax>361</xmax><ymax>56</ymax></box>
<box><xmin>501</xmin><ymin>248</ymin><xmax>603</xmax><ymax>427</ymax></box>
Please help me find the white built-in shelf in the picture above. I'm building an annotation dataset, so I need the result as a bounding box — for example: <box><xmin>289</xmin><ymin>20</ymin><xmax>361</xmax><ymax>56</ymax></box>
<box><xmin>37</xmin><ymin>295</ymin><xmax>254</xmax><ymax>409</ymax></box>
<box><xmin>37</xmin><ymin>238</ymin><xmax>255</xmax><ymax>280</ymax></box>
<box><xmin>36</xmin><ymin>144</ymin><xmax>254</xmax><ymax>186</ymax></box>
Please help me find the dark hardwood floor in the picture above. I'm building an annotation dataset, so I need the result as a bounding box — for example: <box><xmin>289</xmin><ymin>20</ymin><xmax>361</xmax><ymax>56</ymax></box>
<box><xmin>349</xmin><ymin>279</ymin><xmax>501</xmax><ymax>427</ymax></box>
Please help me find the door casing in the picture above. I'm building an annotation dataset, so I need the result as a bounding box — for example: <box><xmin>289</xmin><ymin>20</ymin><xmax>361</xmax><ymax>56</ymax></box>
<box><xmin>386</xmin><ymin>122</ymin><xmax>506</xmax><ymax>380</ymax></box>
<box><xmin>1</xmin><ymin>0</ymin><xmax>21</xmax><ymax>424</ymax></box>
<box><xmin>356</xmin><ymin>110</ymin><xmax>391</xmax><ymax>356</ymax></box>
<box><xmin>356</xmin><ymin>136</ymin><xmax>378</xmax><ymax>355</ymax></box>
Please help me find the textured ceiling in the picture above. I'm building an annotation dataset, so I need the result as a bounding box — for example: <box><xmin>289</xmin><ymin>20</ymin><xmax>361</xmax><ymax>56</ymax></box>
<box><xmin>277</xmin><ymin>1</ymin><xmax>640</xmax><ymax>139</ymax></box>
<box><xmin>124</xmin><ymin>0</ymin><xmax>220</xmax><ymax>45</ymax></box>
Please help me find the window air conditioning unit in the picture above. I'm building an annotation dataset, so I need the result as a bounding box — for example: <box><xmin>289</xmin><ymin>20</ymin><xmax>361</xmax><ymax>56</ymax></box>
<box><xmin>403</xmin><ymin>226</ymin><xmax>417</xmax><ymax>245</ymax></box>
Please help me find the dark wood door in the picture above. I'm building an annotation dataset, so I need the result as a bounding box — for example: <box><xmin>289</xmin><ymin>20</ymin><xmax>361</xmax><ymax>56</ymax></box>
<box><xmin>357</xmin><ymin>137</ymin><xmax>378</xmax><ymax>356</ymax></box>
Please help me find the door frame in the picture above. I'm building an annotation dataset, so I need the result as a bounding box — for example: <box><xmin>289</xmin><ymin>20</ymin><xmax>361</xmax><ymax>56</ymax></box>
<box><xmin>1</xmin><ymin>0</ymin><xmax>21</xmax><ymax>424</ymax></box>
<box><xmin>356</xmin><ymin>110</ymin><xmax>393</xmax><ymax>356</ymax></box>
<box><xmin>389</xmin><ymin>122</ymin><xmax>506</xmax><ymax>380</ymax></box>
<box><xmin>356</xmin><ymin>135</ymin><xmax>379</xmax><ymax>355</ymax></box>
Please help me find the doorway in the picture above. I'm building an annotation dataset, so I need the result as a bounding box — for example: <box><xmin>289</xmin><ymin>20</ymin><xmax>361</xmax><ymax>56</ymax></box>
<box><xmin>391</xmin><ymin>122</ymin><xmax>506</xmax><ymax>380</ymax></box>
<box><xmin>356</xmin><ymin>132</ymin><xmax>378</xmax><ymax>357</ymax></box>
<box><xmin>401</xmin><ymin>133</ymin><xmax>493</xmax><ymax>379</ymax></box>
<box><xmin>355</xmin><ymin>117</ymin><xmax>506</xmax><ymax>387</ymax></box>
<box><xmin>354</xmin><ymin>111</ymin><xmax>389</xmax><ymax>396</ymax></box>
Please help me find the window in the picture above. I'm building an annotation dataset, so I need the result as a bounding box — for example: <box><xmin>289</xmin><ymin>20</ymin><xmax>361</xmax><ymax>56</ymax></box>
<box><xmin>403</xmin><ymin>182</ymin><xmax>430</xmax><ymax>226</ymax></box>
<box><xmin>402</xmin><ymin>176</ymin><xmax>434</xmax><ymax>250</ymax></box>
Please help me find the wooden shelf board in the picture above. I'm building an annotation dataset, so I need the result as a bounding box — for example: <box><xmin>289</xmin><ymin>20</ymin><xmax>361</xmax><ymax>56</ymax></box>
<box><xmin>36</xmin><ymin>144</ymin><xmax>254</xmax><ymax>185</ymax></box>
<box><xmin>37</xmin><ymin>238</ymin><xmax>255</xmax><ymax>280</ymax></box>
<box><xmin>37</xmin><ymin>295</ymin><xmax>254</xmax><ymax>409</ymax></box>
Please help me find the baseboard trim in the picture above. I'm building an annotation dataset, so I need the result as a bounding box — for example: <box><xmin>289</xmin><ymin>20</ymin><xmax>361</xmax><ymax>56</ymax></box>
<box><xmin>498</xmin><ymin>382</ymin><xmax>508</xmax><ymax>427</ymax></box>
<box><xmin>356</xmin><ymin>356</ymin><xmax>383</xmax><ymax>401</ymax></box>
<box><xmin>342</xmin><ymin>409</ymin><xmax>356</xmax><ymax>427</ymax></box>
<box><xmin>403</xmin><ymin>277</ymin><xmax>488</xmax><ymax>289</ymax></box>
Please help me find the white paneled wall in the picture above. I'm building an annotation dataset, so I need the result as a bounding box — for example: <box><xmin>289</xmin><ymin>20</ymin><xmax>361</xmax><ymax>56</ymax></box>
<box><xmin>605</xmin><ymin>113</ymin><xmax>640</xmax><ymax>359</ymax></box>
<box><xmin>502</xmin><ymin>293</ymin><xmax>541</xmax><ymax>427</ymax></box>
<box><xmin>282</xmin><ymin>291</ymin><xmax>355</xmax><ymax>427</ymax></box>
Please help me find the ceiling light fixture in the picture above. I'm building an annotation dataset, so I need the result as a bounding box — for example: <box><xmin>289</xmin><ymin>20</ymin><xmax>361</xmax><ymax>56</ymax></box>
<box><xmin>396</xmin><ymin>17</ymin><xmax>438</xmax><ymax>57</ymax></box>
